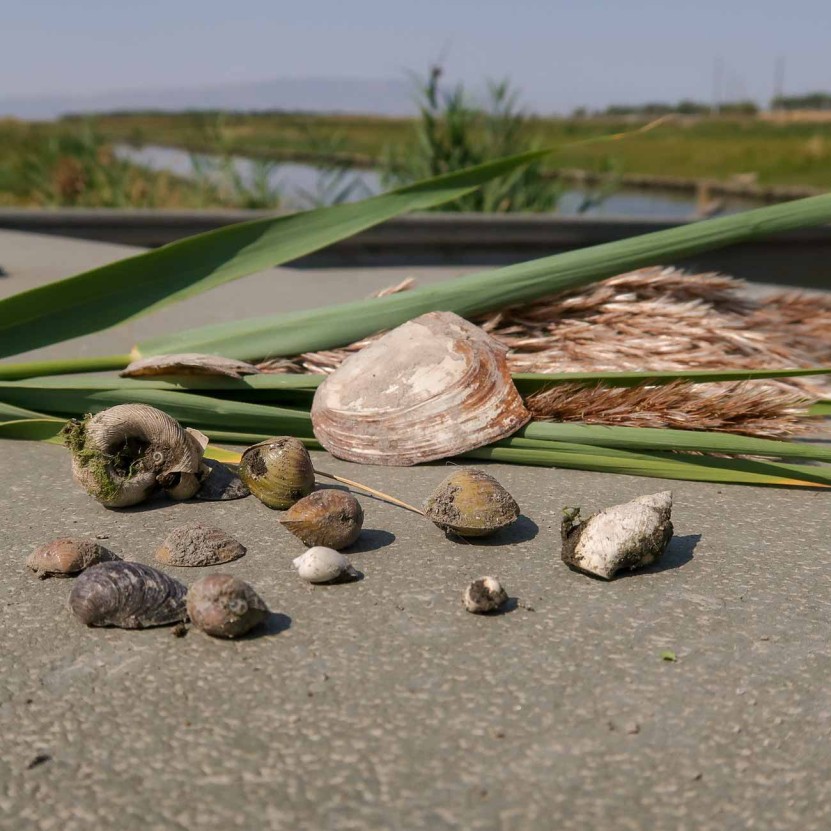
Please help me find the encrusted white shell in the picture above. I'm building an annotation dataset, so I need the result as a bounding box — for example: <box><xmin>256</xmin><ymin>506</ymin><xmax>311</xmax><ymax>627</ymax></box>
<box><xmin>292</xmin><ymin>547</ymin><xmax>359</xmax><ymax>584</ymax></box>
<box><xmin>463</xmin><ymin>576</ymin><xmax>508</xmax><ymax>614</ymax></box>
<box><xmin>561</xmin><ymin>491</ymin><xmax>674</xmax><ymax>580</ymax></box>
<box><xmin>310</xmin><ymin>311</ymin><xmax>530</xmax><ymax>466</ymax></box>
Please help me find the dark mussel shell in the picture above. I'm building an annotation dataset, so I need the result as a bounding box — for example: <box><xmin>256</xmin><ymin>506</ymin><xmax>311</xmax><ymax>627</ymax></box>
<box><xmin>68</xmin><ymin>561</ymin><xmax>187</xmax><ymax>629</ymax></box>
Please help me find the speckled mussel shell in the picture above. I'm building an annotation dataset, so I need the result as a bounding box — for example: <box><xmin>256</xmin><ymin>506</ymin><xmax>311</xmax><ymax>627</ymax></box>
<box><xmin>238</xmin><ymin>437</ymin><xmax>315</xmax><ymax>509</ymax></box>
<box><xmin>186</xmin><ymin>574</ymin><xmax>269</xmax><ymax>639</ymax></box>
<box><xmin>424</xmin><ymin>468</ymin><xmax>519</xmax><ymax>537</ymax></box>
<box><xmin>155</xmin><ymin>523</ymin><xmax>246</xmax><ymax>567</ymax></box>
<box><xmin>68</xmin><ymin>561</ymin><xmax>188</xmax><ymax>629</ymax></box>
<box><xmin>279</xmin><ymin>490</ymin><xmax>363</xmax><ymax>549</ymax></box>
<box><xmin>26</xmin><ymin>538</ymin><xmax>120</xmax><ymax>579</ymax></box>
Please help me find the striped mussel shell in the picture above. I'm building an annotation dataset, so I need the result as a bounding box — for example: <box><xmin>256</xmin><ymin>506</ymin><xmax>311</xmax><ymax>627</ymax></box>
<box><xmin>68</xmin><ymin>561</ymin><xmax>188</xmax><ymax>629</ymax></box>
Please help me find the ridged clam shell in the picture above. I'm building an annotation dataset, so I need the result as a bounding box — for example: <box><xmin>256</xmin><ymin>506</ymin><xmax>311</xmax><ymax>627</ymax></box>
<box><xmin>155</xmin><ymin>523</ymin><xmax>246</xmax><ymax>567</ymax></box>
<box><xmin>68</xmin><ymin>561</ymin><xmax>188</xmax><ymax>628</ymax></box>
<box><xmin>26</xmin><ymin>538</ymin><xmax>120</xmax><ymax>579</ymax></box>
<box><xmin>310</xmin><ymin>311</ymin><xmax>530</xmax><ymax>466</ymax></box>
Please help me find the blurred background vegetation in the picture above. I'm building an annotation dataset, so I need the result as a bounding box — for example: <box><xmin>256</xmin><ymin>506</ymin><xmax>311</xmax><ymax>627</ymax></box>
<box><xmin>2</xmin><ymin>69</ymin><xmax>830</xmax><ymax>211</ymax></box>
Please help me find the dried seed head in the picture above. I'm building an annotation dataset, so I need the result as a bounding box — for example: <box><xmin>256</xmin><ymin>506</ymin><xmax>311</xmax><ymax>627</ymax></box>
<box><xmin>238</xmin><ymin>437</ymin><xmax>315</xmax><ymax>509</ymax></box>
<box><xmin>154</xmin><ymin>523</ymin><xmax>246</xmax><ymax>568</ymax></box>
<box><xmin>68</xmin><ymin>561</ymin><xmax>187</xmax><ymax>629</ymax></box>
<box><xmin>463</xmin><ymin>576</ymin><xmax>508</xmax><ymax>614</ymax></box>
<box><xmin>561</xmin><ymin>491</ymin><xmax>674</xmax><ymax>580</ymax></box>
<box><xmin>424</xmin><ymin>468</ymin><xmax>519</xmax><ymax>537</ymax></box>
<box><xmin>186</xmin><ymin>574</ymin><xmax>269</xmax><ymax>639</ymax></box>
<box><xmin>279</xmin><ymin>490</ymin><xmax>363</xmax><ymax>549</ymax></box>
<box><xmin>26</xmin><ymin>538</ymin><xmax>120</xmax><ymax>579</ymax></box>
<box><xmin>63</xmin><ymin>404</ymin><xmax>205</xmax><ymax>508</ymax></box>
<box><xmin>292</xmin><ymin>547</ymin><xmax>360</xmax><ymax>584</ymax></box>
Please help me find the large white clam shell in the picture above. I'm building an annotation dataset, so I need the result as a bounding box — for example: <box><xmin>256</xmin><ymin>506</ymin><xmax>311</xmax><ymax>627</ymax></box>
<box><xmin>310</xmin><ymin>311</ymin><xmax>530</xmax><ymax>465</ymax></box>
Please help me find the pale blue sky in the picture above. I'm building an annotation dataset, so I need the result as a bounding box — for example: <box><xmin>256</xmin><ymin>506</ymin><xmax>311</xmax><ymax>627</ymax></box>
<box><xmin>3</xmin><ymin>0</ymin><xmax>830</xmax><ymax>112</ymax></box>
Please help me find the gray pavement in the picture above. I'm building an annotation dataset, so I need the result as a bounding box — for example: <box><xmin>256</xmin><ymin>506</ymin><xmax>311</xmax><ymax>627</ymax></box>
<box><xmin>2</xmin><ymin>230</ymin><xmax>831</xmax><ymax>830</ymax></box>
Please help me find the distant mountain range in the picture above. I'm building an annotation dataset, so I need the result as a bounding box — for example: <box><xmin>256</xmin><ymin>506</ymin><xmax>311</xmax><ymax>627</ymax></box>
<box><xmin>0</xmin><ymin>76</ymin><xmax>418</xmax><ymax>120</ymax></box>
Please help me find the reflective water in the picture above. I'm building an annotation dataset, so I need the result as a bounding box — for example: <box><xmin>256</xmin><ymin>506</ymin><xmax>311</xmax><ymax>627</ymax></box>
<box><xmin>115</xmin><ymin>144</ymin><xmax>760</xmax><ymax>218</ymax></box>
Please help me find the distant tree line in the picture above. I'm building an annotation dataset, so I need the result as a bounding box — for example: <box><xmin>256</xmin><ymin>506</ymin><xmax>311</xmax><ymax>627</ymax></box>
<box><xmin>771</xmin><ymin>92</ymin><xmax>831</xmax><ymax>111</ymax></box>
<box><xmin>572</xmin><ymin>99</ymin><xmax>758</xmax><ymax>117</ymax></box>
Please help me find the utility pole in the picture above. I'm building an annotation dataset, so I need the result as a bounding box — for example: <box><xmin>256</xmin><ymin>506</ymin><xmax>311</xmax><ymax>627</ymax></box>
<box><xmin>773</xmin><ymin>56</ymin><xmax>786</xmax><ymax>110</ymax></box>
<box><xmin>712</xmin><ymin>56</ymin><xmax>723</xmax><ymax>115</ymax></box>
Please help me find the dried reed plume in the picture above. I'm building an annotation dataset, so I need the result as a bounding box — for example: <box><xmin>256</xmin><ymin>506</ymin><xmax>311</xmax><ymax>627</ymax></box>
<box><xmin>259</xmin><ymin>267</ymin><xmax>831</xmax><ymax>437</ymax></box>
<box><xmin>526</xmin><ymin>381</ymin><xmax>812</xmax><ymax>438</ymax></box>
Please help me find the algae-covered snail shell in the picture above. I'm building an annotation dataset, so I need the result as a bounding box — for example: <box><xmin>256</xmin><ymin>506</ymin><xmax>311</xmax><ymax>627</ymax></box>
<box><xmin>63</xmin><ymin>404</ymin><xmax>206</xmax><ymax>508</ymax></box>
<box><xmin>424</xmin><ymin>468</ymin><xmax>519</xmax><ymax>537</ymax></box>
<box><xmin>238</xmin><ymin>437</ymin><xmax>315</xmax><ymax>509</ymax></box>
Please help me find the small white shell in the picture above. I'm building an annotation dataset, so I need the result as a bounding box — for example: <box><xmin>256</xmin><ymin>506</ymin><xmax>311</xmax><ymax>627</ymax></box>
<box><xmin>463</xmin><ymin>576</ymin><xmax>508</xmax><ymax>614</ymax></box>
<box><xmin>561</xmin><ymin>491</ymin><xmax>673</xmax><ymax>580</ymax></box>
<box><xmin>292</xmin><ymin>546</ymin><xmax>359</xmax><ymax>584</ymax></box>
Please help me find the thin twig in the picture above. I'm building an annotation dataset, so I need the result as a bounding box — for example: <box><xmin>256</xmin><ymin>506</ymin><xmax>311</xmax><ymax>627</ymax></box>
<box><xmin>314</xmin><ymin>468</ymin><xmax>425</xmax><ymax>515</ymax></box>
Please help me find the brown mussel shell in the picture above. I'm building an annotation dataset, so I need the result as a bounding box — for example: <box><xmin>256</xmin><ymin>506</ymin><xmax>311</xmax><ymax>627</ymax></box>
<box><xmin>279</xmin><ymin>490</ymin><xmax>363</xmax><ymax>549</ymax></box>
<box><xmin>155</xmin><ymin>523</ymin><xmax>246</xmax><ymax>567</ymax></box>
<box><xmin>64</xmin><ymin>404</ymin><xmax>205</xmax><ymax>508</ymax></box>
<box><xmin>238</xmin><ymin>436</ymin><xmax>315</xmax><ymax>509</ymax></box>
<box><xmin>311</xmin><ymin>311</ymin><xmax>530</xmax><ymax>466</ymax></box>
<box><xmin>26</xmin><ymin>538</ymin><xmax>120</xmax><ymax>579</ymax></box>
<box><xmin>69</xmin><ymin>561</ymin><xmax>187</xmax><ymax>629</ymax></box>
<box><xmin>424</xmin><ymin>468</ymin><xmax>519</xmax><ymax>537</ymax></box>
<box><xmin>186</xmin><ymin>574</ymin><xmax>269</xmax><ymax>638</ymax></box>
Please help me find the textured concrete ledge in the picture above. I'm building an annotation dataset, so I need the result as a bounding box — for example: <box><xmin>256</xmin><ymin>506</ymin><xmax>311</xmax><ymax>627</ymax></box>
<box><xmin>2</xmin><ymin>208</ymin><xmax>831</xmax><ymax>286</ymax></box>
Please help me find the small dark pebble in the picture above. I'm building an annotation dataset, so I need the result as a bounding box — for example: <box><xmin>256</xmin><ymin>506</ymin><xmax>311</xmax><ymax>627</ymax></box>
<box><xmin>171</xmin><ymin>623</ymin><xmax>188</xmax><ymax>638</ymax></box>
<box><xmin>26</xmin><ymin>754</ymin><xmax>51</xmax><ymax>770</ymax></box>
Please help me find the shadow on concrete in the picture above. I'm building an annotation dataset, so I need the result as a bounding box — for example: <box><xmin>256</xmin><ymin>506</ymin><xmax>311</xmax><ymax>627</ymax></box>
<box><xmin>246</xmin><ymin>612</ymin><xmax>292</xmax><ymax>640</ymax></box>
<box><xmin>449</xmin><ymin>515</ymin><xmax>539</xmax><ymax>547</ymax></box>
<box><xmin>640</xmin><ymin>534</ymin><xmax>700</xmax><ymax>575</ymax></box>
<box><xmin>346</xmin><ymin>529</ymin><xmax>396</xmax><ymax>554</ymax></box>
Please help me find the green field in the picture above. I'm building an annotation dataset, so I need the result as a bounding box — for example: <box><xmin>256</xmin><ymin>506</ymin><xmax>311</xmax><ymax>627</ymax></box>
<box><xmin>0</xmin><ymin>119</ymin><xmax>226</xmax><ymax>208</ymax></box>
<box><xmin>2</xmin><ymin>111</ymin><xmax>831</xmax><ymax>209</ymax></box>
<box><xmin>83</xmin><ymin>111</ymin><xmax>831</xmax><ymax>190</ymax></box>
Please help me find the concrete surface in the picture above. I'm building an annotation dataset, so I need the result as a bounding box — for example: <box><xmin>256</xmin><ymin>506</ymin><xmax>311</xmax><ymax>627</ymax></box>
<box><xmin>3</xmin><ymin>210</ymin><xmax>831</xmax><ymax>286</ymax></box>
<box><xmin>2</xmin><ymin>230</ymin><xmax>831</xmax><ymax>830</ymax></box>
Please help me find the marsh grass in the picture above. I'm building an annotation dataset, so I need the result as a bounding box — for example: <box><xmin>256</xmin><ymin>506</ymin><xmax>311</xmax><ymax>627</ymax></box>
<box><xmin>0</xmin><ymin>118</ymin><xmax>214</xmax><ymax>208</ymax></box>
<box><xmin>79</xmin><ymin>110</ymin><xmax>831</xmax><ymax>190</ymax></box>
<box><xmin>380</xmin><ymin>68</ymin><xmax>565</xmax><ymax>212</ymax></box>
